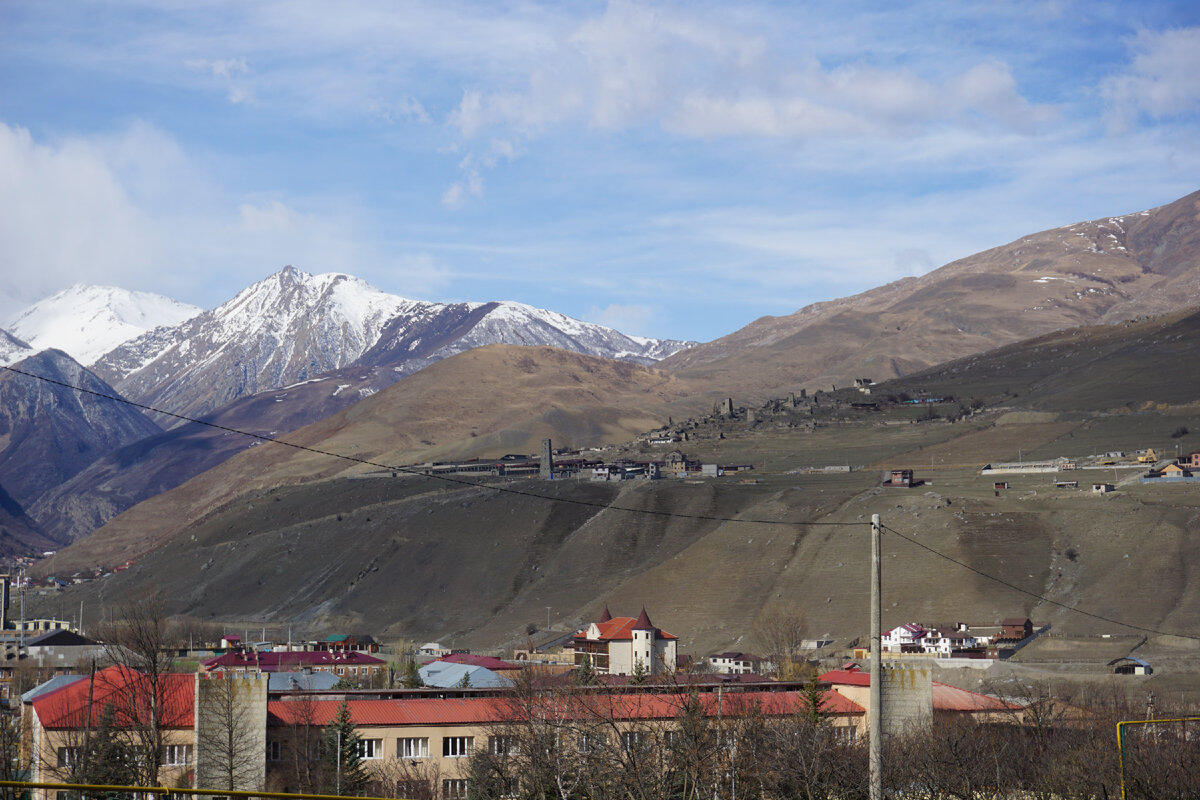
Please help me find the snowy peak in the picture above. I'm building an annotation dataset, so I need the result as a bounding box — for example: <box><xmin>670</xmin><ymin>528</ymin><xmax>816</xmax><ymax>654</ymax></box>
<box><xmin>88</xmin><ymin>265</ymin><xmax>693</xmax><ymax>423</ymax></box>
<box><xmin>210</xmin><ymin>266</ymin><xmax>416</xmax><ymax>354</ymax></box>
<box><xmin>7</xmin><ymin>284</ymin><xmax>202</xmax><ymax>366</ymax></box>
<box><xmin>472</xmin><ymin>302</ymin><xmax>691</xmax><ymax>364</ymax></box>
<box><xmin>0</xmin><ymin>328</ymin><xmax>34</xmax><ymax>367</ymax></box>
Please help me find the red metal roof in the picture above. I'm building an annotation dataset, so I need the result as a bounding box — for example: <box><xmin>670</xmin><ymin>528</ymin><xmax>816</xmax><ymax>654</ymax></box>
<box><xmin>819</xmin><ymin>669</ymin><xmax>1018</xmax><ymax>712</ymax></box>
<box><xmin>268</xmin><ymin>689</ymin><xmax>862</xmax><ymax>728</ymax></box>
<box><xmin>931</xmin><ymin>683</ymin><xmax>1017</xmax><ymax>712</ymax></box>
<box><xmin>32</xmin><ymin>666</ymin><xmax>194</xmax><ymax>730</ymax></box>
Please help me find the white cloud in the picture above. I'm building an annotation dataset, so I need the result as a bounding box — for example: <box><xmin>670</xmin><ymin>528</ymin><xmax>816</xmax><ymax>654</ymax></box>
<box><xmin>1103</xmin><ymin>26</ymin><xmax>1200</xmax><ymax>128</ymax></box>
<box><xmin>0</xmin><ymin>123</ymin><xmax>454</xmax><ymax>319</ymax></box>
<box><xmin>186</xmin><ymin>58</ymin><xmax>249</xmax><ymax>78</ymax></box>
<box><xmin>238</xmin><ymin>200</ymin><xmax>305</xmax><ymax>232</ymax></box>
<box><xmin>0</xmin><ymin>122</ymin><xmax>162</xmax><ymax>319</ymax></box>
<box><xmin>373</xmin><ymin>95</ymin><xmax>432</xmax><ymax>125</ymax></box>
<box><xmin>583</xmin><ymin>303</ymin><xmax>656</xmax><ymax>336</ymax></box>
<box><xmin>186</xmin><ymin>57</ymin><xmax>254</xmax><ymax>104</ymax></box>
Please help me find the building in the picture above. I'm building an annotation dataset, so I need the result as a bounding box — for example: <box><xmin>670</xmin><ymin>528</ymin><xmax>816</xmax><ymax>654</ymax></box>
<box><xmin>707</xmin><ymin>652</ymin><xmax>763</xmax><ymax>674</ymax></box>
<box><xmin>202</xmin><ymin>649</ymin><xmax>386</xmax><ymax>679</ymax></box>
<box><xmin>885</xmin><ymin>469</ymin><xmax>914</xmax><ymax>488</ymax></box>
<box><xmin>1109</xmin><ymin>656</ymin><xmax>1153</xmax><ymax>675</ymax></box>
<box><xmin>316</xmin><ymin>634</ymin><xmax>380</xmax><ymax>653</ymax></box>
<box><xmin>572</xmin><ymin>607</ymin><xmax>678</xmax><ymax>676</ymax></box>
<box><xmin>999</xmin><ymin>618</ymin><xmax>1034</xmax><ymax>642</ymax></box>
<box><xmin>881</xmin><ymin>623</ymin><xmax>928</xmax><ymax>652</ymax></box>
<box><xmin>418</xmin><ymin>662</ymin><xmax>512</xmax><ymax>689</ymax></box>
<box><xmin>25</xmin><ymin>666</ymin><xmax>196</xmax><ymax>793</ymax></box>
<box><xmin>820</xmin><ymin>665</ymin><xmax>1017</xmax><ymax>727</ymax></box>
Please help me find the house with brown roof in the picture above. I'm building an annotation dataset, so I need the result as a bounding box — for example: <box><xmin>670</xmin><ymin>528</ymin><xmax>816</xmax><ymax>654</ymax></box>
<box><xmin>572</xmin><ymin>607</ymin><xmax>678</xmax><ymax>676</ymax></box>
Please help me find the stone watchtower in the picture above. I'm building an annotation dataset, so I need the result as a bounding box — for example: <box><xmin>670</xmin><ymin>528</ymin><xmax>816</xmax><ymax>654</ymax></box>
<box><xmin>194</xmin><ymin>672</ymin><xmax>269</xmax><ymax>790</ymax></box>
<box><xmin>540</xmin><ymin>438</ymin><xmax>553</xmax><ymax>479</ymax></box>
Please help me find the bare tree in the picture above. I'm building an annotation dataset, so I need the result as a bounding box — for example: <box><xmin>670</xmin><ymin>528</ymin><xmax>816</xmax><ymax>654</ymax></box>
<box><xmin>194</xmin><ymin>674</ymin><xmax>266</xmax><ymax>791</ymax></box>
<box><xmin>94</xmin><ymin>593</ymin><xmax>185</xmax><ymax>787</ymax></box>
<box><xmin>751</xmin><ymin>601</ymin><xmax>807</xmax><ymax>677</ymax></box>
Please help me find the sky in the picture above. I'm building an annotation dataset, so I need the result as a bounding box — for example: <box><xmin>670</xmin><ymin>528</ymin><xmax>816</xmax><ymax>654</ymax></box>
<box><xmin>1</xmin><ymin>1</ymin><xmax>1198</xmax><ymax>343</ymax></box>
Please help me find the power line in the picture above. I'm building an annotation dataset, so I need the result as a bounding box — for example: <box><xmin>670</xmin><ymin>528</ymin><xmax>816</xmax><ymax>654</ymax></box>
<box><xmin>0</xmin><ymin>363</ymin><xmax>861</xmax><ymax>527</ymax></box>
<box><xmin>881</xmin><ymin>523</ymin><xmax>1200</xmax><ymax>642</ymax></box>
<box><xmin>5</xmin><ymin>364</ymin><xmax>1195</xmax><ymax>641</ymax></box>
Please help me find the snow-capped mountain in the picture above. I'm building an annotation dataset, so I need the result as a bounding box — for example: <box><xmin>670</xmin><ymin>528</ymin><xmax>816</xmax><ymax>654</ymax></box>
<box><xmin>92</xmin><ymin>266</ymin><xmax>417</xmax><ymax>420</ymax></box>
<box><xmin>7</xmin><ymin>284</ymin><xmax>202</xmax><ymax>366</ymax></box>
<box><xmin>0</xmin><ymin>329</ymin><xmax>34</xmax><ymax>367</ymax></box>
<box><xmin>92</xmin><ymin>266</ymin><xmax>694</xmax><ymax>423</ymax></box>
<box><xmin>359</xmin><ymin>299</ymin><xmax>692</xmax><ymax>379</ymax></box>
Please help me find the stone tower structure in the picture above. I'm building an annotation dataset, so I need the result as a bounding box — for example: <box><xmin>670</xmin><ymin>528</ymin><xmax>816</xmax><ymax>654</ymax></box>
<box><xmin>540</xmin><ymin>438</ymin><xmax>553</xmax><ymax>479</ymax></box>
<box><xmin>194</xmin><ymin>671</ymin><xmax>269</xmax><ymax>791</ymax></box>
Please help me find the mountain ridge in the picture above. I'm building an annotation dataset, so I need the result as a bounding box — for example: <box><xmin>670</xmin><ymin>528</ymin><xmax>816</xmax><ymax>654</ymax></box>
<box><xmin>660</xmin><ymin>189</ymin><xmax>1200</xmax><ymax>397</ymax></box>
<box><xmin>82</xmin><ymin>266</ymin><xmax>692</xmax><ymax>423</ymax></box>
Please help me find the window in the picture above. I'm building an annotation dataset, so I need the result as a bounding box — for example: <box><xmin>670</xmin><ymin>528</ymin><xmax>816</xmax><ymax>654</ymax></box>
<box><xmin>621</xmin><ymin>731</ymin><xmax>645</xmax><ymax>753</ymax></box>
<box><xmin>835</xmin><ymin>726</ymin><xmax>857</xmax><ymax>745</ymax></box>
<box><xmin>397</xmin><ymin>781</ymin><xmax>428</xmax><ymax>800</ymax></box>
<box><xmin>442</xmin><ymin>779</ymin><xmax>469</xmax><ymax>800</ymax></box>
<box><xmin>489</xmin><ymin>735</ymin><xmax>518</xmax><ymax>756</ymax></box>
<box><xmin>267</xmin><ymin>740</ymin><xmax>283</xmax><ymax>762</ymax></box>
<box><xmin>443</xmin><ymin>736</ymin><xmax>473</xmax><ymax>757</ymax></box>
<box><xmin>358</xmin><ymin>738</ymin><xmax>383</xmax><ymax>759</ymax></box>
<box><xmin>57</xmin><ymin>747</ymin><xmax>80</xmax><ymax>768</ymax></box>
<box><xmin>399</xmin><ymin>737</ymin><xmax>429</xmax><ymax>758</ymax></box>
<box><xmin>577</xmin><ymin>733</ymin><xmax>605</xmax><ymax>754</ymax></box>
<box><xmin>162</xmin><ymin>744</ymin><xmax>193</xmax><ymax>766</ymax></box>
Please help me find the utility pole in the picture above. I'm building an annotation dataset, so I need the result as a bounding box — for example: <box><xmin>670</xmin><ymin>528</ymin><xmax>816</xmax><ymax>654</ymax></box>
<box><xmin>870</xmin><ymin>513</ymin><xmax>882</xmax><ymax>800</ymax></box>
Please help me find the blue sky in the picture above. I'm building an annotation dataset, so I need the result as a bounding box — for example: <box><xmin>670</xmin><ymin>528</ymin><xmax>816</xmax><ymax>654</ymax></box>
<box><xmin>1</xmin><ymin>1</ymin><xmax>1198</xmax><ymax>342</ymax></box>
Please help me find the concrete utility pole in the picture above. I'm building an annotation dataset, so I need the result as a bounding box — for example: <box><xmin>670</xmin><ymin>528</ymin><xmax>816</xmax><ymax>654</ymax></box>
<box><xmin>870</xmin><ymin>513</ymin><xmax>883</xmax><ymax>800</ymax></box>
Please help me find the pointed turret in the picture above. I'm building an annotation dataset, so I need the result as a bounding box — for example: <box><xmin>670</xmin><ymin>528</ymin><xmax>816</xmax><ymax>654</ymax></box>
<box><xmin>633</xmin><ymin>606</ymin><xmax>655</xmax><ymax>631</ymax></box>
<box><xmin>599</xmin><ymin>606</ymin><xmax>612</xmax><ymax>623</ymax></box>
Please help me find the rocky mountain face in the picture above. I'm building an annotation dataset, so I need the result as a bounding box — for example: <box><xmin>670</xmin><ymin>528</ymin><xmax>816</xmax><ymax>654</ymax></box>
<box><xmin>27</xmin><ymin>361</ymin><xmax>393</xmax><ymax>543</ymax></box>
<box><xmin>90</xmin><ymin>266</ymin><xmax>693</xmax><ymax>424</ymax></box>
<box><xmin>0</xmin><ymin>482</ymin><xmax>56</xmax><ymax>557</ymax></box>
<box><xmin>0</xmin><ymin>350</ymin><xmax>162</xmax><ymax>529</ymax></box>
<box><xmin>660</xmin><ymin>189</ymin><xmax>1200</xmax><ymax>398</ymax></box>
<box><xmin>0</xmin><ymin>329</ymin><xmax>34</xmax><ymax>367</ymax></box>
<box><xmin>6</xmin><ymin>284</ymin><xmax>201</xmax><ymax>366</ymax></box>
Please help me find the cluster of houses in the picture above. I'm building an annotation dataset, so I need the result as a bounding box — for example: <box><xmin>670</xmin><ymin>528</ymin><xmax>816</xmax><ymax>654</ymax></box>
<box><xmin>18</xmin><ymin>606</ymin><xmax>1035</xmax><ymax>800</ymax></box>
<box><xmin>408</xmin><ymin>443</ymin><xmax>753</xmax><ymax>482</ymax></box>
<box><xmin>875</xmin><ymin>618</ymin><xmax>1036</xmax><ymax>659</ymax></box>
<box><xmin>1141</xmin><ymin>450</ymin><xmax>1200</xmax><ymax>483</ymax></box>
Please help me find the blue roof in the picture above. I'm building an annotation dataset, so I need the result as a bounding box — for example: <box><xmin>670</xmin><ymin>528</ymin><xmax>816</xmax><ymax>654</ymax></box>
<box><xmin>418</xmin><ymin>662</ymin><xmax>513</xmax><ymax>688</ymax></box>
<box><xmin>268</xmin><ymin>671</ymin><xmax>342</xmax><ymax>691</ymax></box>
<box><xmin>22</xmin><ymin>674</ymin><xmax>86</xmax><ymax>703</ymax></box>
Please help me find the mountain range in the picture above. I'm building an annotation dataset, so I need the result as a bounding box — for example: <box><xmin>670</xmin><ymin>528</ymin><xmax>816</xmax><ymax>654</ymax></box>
<box><xmin>6</xmin><ymin>188</ymin><xmax>1200</xmax><ymax>654</ymax></box>
<box><xmin>1</xmin><ymin>268</ymin><xmax>693</xmax><ymax>542</ymax></box>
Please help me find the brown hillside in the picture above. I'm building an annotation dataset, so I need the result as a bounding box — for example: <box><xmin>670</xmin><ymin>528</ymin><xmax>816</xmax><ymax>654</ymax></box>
<box><xmin>37</xmin><ymin>345</ymin><xmax>697</xmax><ymax>575</ymax></box>
<box><xmin>660</xmin><ymin>189</ymin><xmax>1200</xmax><ymax>398</ymax></box>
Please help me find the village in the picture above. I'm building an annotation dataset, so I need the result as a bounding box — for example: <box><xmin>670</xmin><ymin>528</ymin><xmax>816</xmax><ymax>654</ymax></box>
<box><xmin>1</xmin><ymin>562</ymin><xmax>1176</xmax><ymax>800</ymax></box>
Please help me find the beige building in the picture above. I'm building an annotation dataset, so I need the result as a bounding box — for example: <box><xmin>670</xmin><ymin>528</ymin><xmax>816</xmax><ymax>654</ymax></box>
<box><xmin>25</xmin><ymin>666</ymin><xmax>196</xmax><ymax>795</ymax></box>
